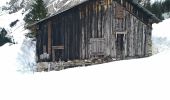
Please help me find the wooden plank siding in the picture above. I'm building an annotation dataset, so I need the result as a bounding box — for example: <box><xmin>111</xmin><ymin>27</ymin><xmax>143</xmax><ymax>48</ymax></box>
<box><xmin>47</xmin><ymin>21</ymin><xmax>52</xmax><ymax>58</ymax></box>
<box><xmin>36</xmin><ymin>0</ymin><xmax>153</xmax><ymax>62</ymax></box>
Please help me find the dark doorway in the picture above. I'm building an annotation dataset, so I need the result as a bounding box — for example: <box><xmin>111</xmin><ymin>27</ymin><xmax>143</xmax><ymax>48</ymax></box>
<box><xmin>116</xmin><ymin>34</ymin><xmax>124</xmax><ymax>59</ymax></box>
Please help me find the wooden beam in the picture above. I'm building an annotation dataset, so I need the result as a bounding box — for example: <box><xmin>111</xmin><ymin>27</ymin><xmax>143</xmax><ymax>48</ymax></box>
<box><xmin>48</xmin><ymin>21</ymin><xmax>52</xmax><ymax>55</ymax></box>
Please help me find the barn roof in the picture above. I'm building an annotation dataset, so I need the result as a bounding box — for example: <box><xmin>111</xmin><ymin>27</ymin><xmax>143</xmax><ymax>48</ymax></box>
<box><xmin>130</xmin><ymin>0</ymin><xmax>160</xmax><ymax>22</ymax></box>
<box><xmin>31</xmin><ymin>0</ymin><xmax>160</xmax><ymax>26</ymax></box>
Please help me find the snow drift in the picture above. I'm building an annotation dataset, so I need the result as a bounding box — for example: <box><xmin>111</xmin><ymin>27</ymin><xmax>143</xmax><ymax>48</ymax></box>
<box><xmin>152</xmin><ymin>18</ymin><xmax>170</xmax><ymax>54</ymax></box>
<box><xmin>0</xmin><ymin>9</ymin><xmax>36</xmax><ymax>74</ymax></box>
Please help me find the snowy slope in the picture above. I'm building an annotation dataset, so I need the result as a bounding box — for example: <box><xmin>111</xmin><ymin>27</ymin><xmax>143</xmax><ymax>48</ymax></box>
<box><xmin>152</xmin><ymin>18</ymin><xmax>170</xmax><ymax>54</ymax></box>
<box><xmin>1</xmin><ymin>47</ymin><xmax>170</xmax><ymax>100</ymax></box>
<box><xmin>0</xmin><ymin>8</ymin><xmax>36</xmax><ymax>73</ymax></box>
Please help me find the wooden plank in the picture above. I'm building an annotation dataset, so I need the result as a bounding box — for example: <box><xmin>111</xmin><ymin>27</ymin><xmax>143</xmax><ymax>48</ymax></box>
<box><xmin>43</xmin><ymin>45</ymin><xmax>46</xmax><ymax>53</ymax></box>
<box><xmin>48</xmin><ymin>21</ymin><xmax>52</xmax><ymax>55</ymax></box>
<box><xmin>52</xmin><ymin>46</ymin><xmax>64</xmax><ymax>49</ymax></box>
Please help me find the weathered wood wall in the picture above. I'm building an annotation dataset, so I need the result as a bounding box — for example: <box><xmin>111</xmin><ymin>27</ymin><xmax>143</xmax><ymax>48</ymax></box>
<box><xmin>79</xmin><ymin>0</ymin><xmax>152</xmax><ymax>60</ymax></box>
<box><xmin>36</xmin><ymin>0</ymin><xmax>153</xmax><ymax>62</ymax></box>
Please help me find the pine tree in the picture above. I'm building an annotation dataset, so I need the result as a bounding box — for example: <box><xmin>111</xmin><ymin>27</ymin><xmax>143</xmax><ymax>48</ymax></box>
<box><xmin>137</xmin><ymin>0</ymin><xmax>143</xmax><ymax>3</ymax></box>
<box><xmin>24</xmin><ymin>0</ymin><xmax>47</xmax><ymax>25</ymax></box>
<box><xmin>162</xmin><ymin>0</ymin><xmax>170</xmax><ymax>12</ymax></box>
<box><xmin>143</xmin><ymin>0</ymin><xmax>151</xmax><ymax>10</ymax></box>
<box><xmin>0</xmin><ymin>28</ymin><xmax>12</xmax><ymax>46</ymax></box>
<box><xmin>143</xmin><ymin>0</ymin><xmax>164</xmax><ymax>20</ymax></box>
<box><xmin>151</xmin><ymin>1</ymin><xmax>164</xmax><ymax>20</ymax></box>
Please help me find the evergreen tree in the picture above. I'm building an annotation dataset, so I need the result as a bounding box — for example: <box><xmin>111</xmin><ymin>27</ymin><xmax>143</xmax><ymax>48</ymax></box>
<box><xmin>137</xmin><ymin>0</ymin><xmax>142</xmax><ymax>3</ymax></box>
<box><xmin>143</xmin><ymin>0</ymin><xmax>151</xmax><ymax>10</ymax></box>
<box><xmin>24</xmin><ymin>0</ymin><xmax>47</xmax><ymax>25</ymax></box>
<box><xmin>143</xmin><ymin>0</ymin><xmax>164</xmax><ymax>20</ymax></box>
<box><xmin>162</xmin><ymin>0</ymin><xmax>170</xmax><ymax>12</ymax></box>
<box><xmin>150</xmin><ymin>1</ymin><xmax>164</xmax><ymax>20</ymax></box>
<box><xmin>0</xmin><ymin>28</ymin><xmax>12</xmax><ymax>46</ymax></box>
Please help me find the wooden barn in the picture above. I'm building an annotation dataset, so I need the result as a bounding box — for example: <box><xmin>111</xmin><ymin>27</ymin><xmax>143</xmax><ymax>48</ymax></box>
<box><xmin>33</xmin><ymin>0</ymin><xmax>160</xmax><ymax>63</ymax></box>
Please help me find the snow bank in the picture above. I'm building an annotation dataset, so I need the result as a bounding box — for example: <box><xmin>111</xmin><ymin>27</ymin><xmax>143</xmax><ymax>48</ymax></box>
<box><xmin>0</xmin><ymin>9</ymin><xmax>36</xmax><ymax>74</ymax></box>
<box><xmin>17</xmin><ymin>38</ymin><xmax>36</xmax><ymax>73</ymax></box>
<box><xmin>162</xmin><ymin>12</ymin><xmax>170</xmax><ymax>19</ymax></box>
<box><xmin>152</xmin><ymin>19</ymin><xmax>170</xmax><ymax>40</ymax></box>
<box><xmin>1</xmin><ymin>48</ymin><xmax>170</xmax><ymax>100</ymax></box>
<box><xmin>152</xmin><ymin>18</ymin><xmax>170</xmax><ymax>54</ymax></box>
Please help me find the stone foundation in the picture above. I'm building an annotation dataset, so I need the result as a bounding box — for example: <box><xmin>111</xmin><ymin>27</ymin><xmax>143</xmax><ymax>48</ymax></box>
<box><xmin>36</xmin><ymin>56</ymin><xmax>116</xmax><ymax>72</ymax></box>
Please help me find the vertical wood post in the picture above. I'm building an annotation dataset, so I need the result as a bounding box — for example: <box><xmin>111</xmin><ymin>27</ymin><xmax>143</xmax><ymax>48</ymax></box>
<box><xmin>48</xmin><ymin>21</ymin><xmax>52</xmax><ymax>59</ymax></box>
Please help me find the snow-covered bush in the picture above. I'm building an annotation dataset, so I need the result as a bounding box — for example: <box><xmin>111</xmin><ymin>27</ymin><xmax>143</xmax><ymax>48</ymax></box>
<box><xmin>17</xmin><ymin>38</ymin><xmax>36</xmax><ymax>73</ymax></box>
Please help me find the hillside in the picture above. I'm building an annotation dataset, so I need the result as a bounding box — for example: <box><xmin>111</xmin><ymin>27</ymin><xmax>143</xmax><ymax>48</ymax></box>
<box><xmin>0</xmin><ymin>8</ymin><xmax>36</xmax><ymax>73</ymax></box>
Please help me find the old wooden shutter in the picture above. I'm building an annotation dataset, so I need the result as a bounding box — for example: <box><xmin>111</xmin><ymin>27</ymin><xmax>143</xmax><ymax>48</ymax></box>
<box><xmin>89</xmin><ymin>38</ymin><xmax>105</xmax><ymax>57</ymax></box>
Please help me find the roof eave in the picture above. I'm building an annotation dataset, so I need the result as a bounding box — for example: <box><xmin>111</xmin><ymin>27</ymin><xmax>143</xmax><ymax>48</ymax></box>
<box><xmin>130</xmin><ymin>0</ymin><xmax>161</xmax><ymax>23</ymax></box>
<box><xmin>29</xmin><ymin>0</ymin><xmax>88</xmax><ymax>27</ymax></box>
<box><xmin>30</xmin><ymin>0</ymin><xmax>161</xmax><ymax>27</ymax></box>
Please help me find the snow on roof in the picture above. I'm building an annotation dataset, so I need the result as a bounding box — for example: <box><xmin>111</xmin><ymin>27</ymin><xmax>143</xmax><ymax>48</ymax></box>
<box><xmin>30</xmin><ymin>0</ymin><xmax>87</xmax><ymax>26</ymax></box>
<box><xmin>48</xmin><ymin>0</ymin><xmax>87</xmax><ymax>14</ymax></box>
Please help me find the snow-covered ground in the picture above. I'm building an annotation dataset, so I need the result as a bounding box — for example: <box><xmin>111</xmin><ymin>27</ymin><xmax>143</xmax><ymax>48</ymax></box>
<box><xmin>0</xmin><ymin>9</ymin><xmax>36</xmax><ymax>74</ymax></box>
<box><xmin>0</xmin><ymin>1</ymin><xmax>170</xmax><ymax>100</ymax></box>
<box><xmin>1</xmin><ymin>51</ymin><xmax>170</xmax><ymax>100</ymax></box>
<box><xmin>152</xmin><ymin>18</ymin><xmax>170</xmax><ymax>54</ymax></box>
